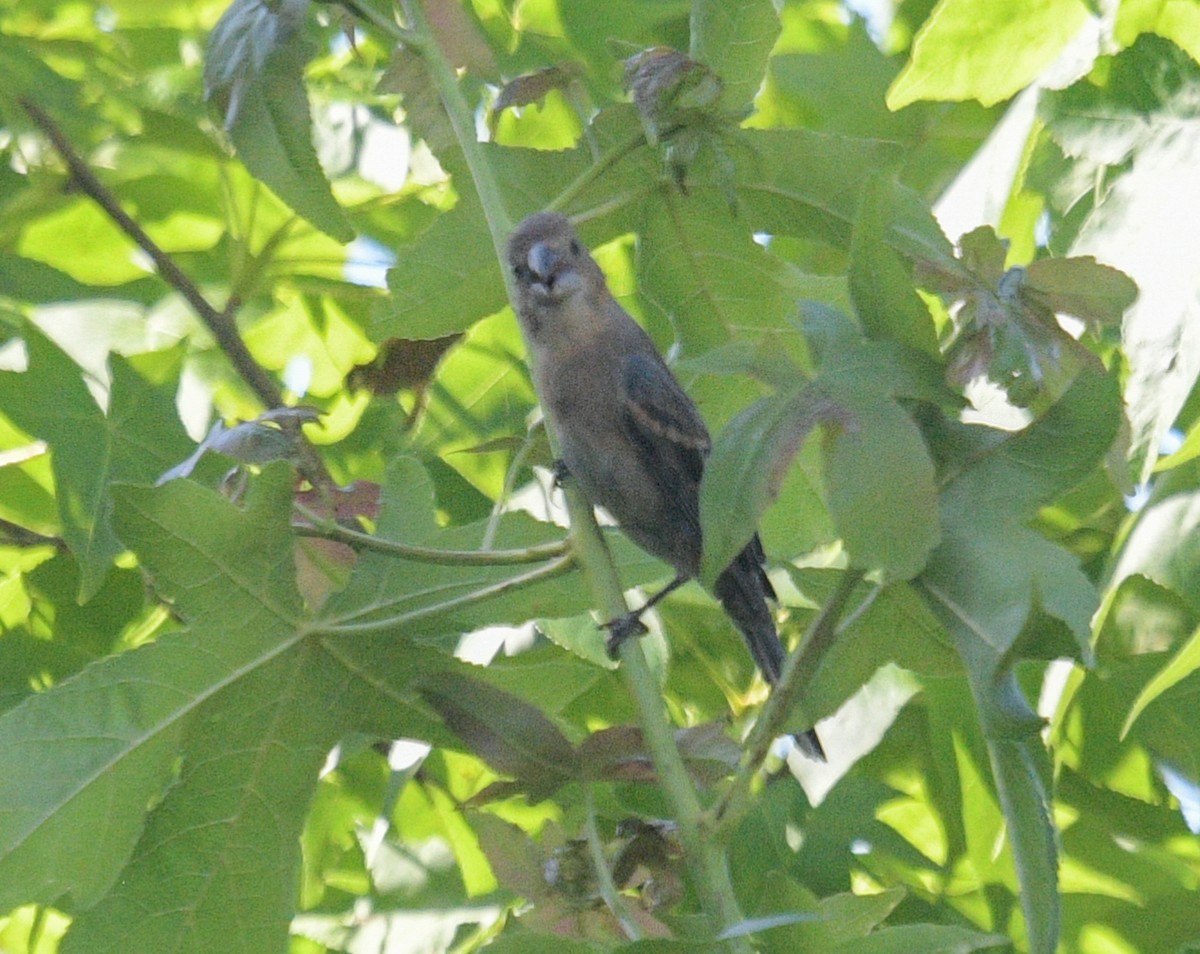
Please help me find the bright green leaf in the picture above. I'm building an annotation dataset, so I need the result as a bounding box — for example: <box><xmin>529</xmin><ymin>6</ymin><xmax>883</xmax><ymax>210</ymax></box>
<box><xmin>888</xmin><ymin>0</ymin><xmax>1092</xmax><ymax>108</ymax></box>
<box><xmin>1123</xmin><ymin>623</ymin><xmax>1200</xmax><ymax>737</ymax></box>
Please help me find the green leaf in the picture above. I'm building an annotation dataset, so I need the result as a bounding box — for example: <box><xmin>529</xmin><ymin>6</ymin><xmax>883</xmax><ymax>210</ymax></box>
<box><xmin>0</xmin><ymin>332</ymin><xmax>193</xmax><ymax>601</ymax></box>
<box><xmin>1116</xmin><ymin>0</ymin><xmax>1200</xmax><ymax>62</ymax></box>
<box><xmin>824</xmin><ymin>394</ymin><xmax>939</xmax><ymax>581</ymax></box>
<box><xmin>699</xmin><ymin>384</ymin><xmax>831</xmax><ymax>586</ymax></box>
<box><xmin>204</xmin><ymin>0</ymin><xmax>354</xmax><ymax>242</ymax></box>
<box><xmin>0</xmin><ymin>468</ymin><xmax>302</xmax><ymax>915</ymax></box>
<box><xmin>54</xmin><ymin>467</ymin><xmax>455</xmax><ymax>949</ymax></box>
<box><xmin>61</xmin><ymin>642</ymin><xmax>345</xmax><ymax>952</ymax></box>
<box><xmin>790</xmin><ymin>571</ymin><xmax>955</xmax><ymax>720</ymax></box>
<box><xmin>638</xmin><ymin>190</ymin><xmax>806</xmax><ymax>354</ymax></box>
<box><xmin>480</xmin><ymin>935</ymin><xmax>604</xmax><ymax>954</ymax></box>
<box><xmin>702</xmin><ymin>312</ymin><xmax>945</xmax><ymax>585</ymax></box>
<box><xmin>737</xmin><ymin>129</ymin><xmax>905</xmax><ymax>249</ymax></box>
<box><xmin>0</xmin><ymin>638</ymin><xmax>186</xmax><ymax>912</ymax></box>
<box><xmin>1109</xmin><ymin>489</ymin><xmax>1200</xmax><ymax>614</ymax></box>
<box><xmin>0</xmin><ymin>35</ymin><xmax>81</xmax><ymax>127</ymax></box>
<box><xmin>1154</xmin><ymin>417</ymin><xmax>1200</xmax><ymax>473</ymax></box>
<box><xmin>834</xmin><ymin>924</ymin><xmax>1009</xmax><ymax>952</ymax></box>
<box><xmin>888</xmin><ymin>0</ymin><xmax>1091</xmax><ymax>108</ymax></box>
<box><xmin>1123</xmin><ymin>623</ymin><xmax>1200</xmax><ymax>737</ymax></box>
<box><xmin>0</xmin><ymin>252</ymin><xmax>99</xmax><ymax>303</ymax></box>
<box><xmin>918</xmin><ymin>369</ymin><xmax>1122</xmax><ymax>954</ymax></box>
<box><xmin>849</xmin><ymin>177</ymin><xmax>940</xmax><ymax>356</ymax></box>
<box><xmin>374</xmin><ymin>194</ymin><xmax>502</xmax><ymax>341</ymax></box>
<box><xmin>1020</xmin><ymin>256</ymin><xmax>1139</xmax><ymax>326</ymax></box>
<box><xmin>815</xmin><ymin>319</ymin><xmax>946</xmax><ymax>580</ymax></box>
<box><xmin>691</xmin><ymin>0</ymin><xmax>780</xmax><ymax>114</ymax></box>
<box><xmin>925</xmin><ymin>368</ymin><xmax>1121</xmax><ymax>659</ymax></box>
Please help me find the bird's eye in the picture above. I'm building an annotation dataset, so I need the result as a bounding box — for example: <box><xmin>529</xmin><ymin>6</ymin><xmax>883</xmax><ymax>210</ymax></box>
<box><xmin>569</xmin><ymin>239</ymin><xmax>581</xmax><ymax>256</ymax></box>
<box><xmin>513</xmin><ymin>263</ymin><xmax>531</xmax><ymax>282</ymax></box>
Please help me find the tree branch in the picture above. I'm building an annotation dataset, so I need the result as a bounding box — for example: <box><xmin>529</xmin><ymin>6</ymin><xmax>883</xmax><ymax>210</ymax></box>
<box><xmin>0</xmin><ymin>517</ymin><xmax>64</xmax><ymax>552</ymax></box>
<box><xmin>20</xmin><ymin>99</ymin><xmax>284</xmax><ymax>411</ymax></box>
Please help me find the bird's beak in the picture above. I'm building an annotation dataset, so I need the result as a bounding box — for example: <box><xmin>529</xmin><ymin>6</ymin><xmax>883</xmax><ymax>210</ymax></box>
<box><xmin>527</xmin><ymin>242</ymin><xmax>561</xmax><ymax>283</ymax></box>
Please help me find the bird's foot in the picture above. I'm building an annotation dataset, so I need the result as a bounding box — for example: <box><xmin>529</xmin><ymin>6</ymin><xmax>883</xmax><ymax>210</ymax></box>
<box><xmin>601</xmin><ymin>612</ymin><xmax>649</xmax><ymax>659</ymax></box>
<box><xmin>551</xmin><ymin>458</ymin><xmax>571</xmax><ymax>489</ymax></box>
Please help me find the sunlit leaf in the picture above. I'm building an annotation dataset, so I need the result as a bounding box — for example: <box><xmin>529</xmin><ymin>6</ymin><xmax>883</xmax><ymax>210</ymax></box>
<box><xmin>888</xmin><ymin>0</ymin><xmax>1091</xmax><ymax>108</ymax></box>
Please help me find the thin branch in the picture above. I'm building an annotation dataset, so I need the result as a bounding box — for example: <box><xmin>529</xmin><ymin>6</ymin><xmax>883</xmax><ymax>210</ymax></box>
<box><xmin>570</xmin><ymin>185</ymin><xmax>659</xmax><ymax>228</ymax></box>
<box><xmin>548</xmin><ymin>129</ymin><xmax>648</xmax><ymax>214</ymax></box>
<box><xmin>312</xmin><ymin>552</ymin><xmax>576</xmax><ymax>636</ymax></box>
<box><xmin>708</xmin><ymin>567</ymin><xmax>868</xmax><ymax>837</ymax></box>
<box><xmin>585</xmin><ymin>787</ymin><xmax>644</xmax><ymax>941</ymax></box>
<box><xmin>482</xmin><ymin>428</ymin><xmax>540</xmax><ymax>550</ymax></box>
<box><xmin>0</xmin><ymin>517</ymin><xmax>64</xmax><ymax>552</ymax></box>
<box><xmin>20</xmin><ymin>99</ymin><xmax>284</xmax><ymax>411</ymax></box>
<box><xmin>293</xmin><ymin>501</ymin><xmax>569</xmax><ymax>565</ymax></box>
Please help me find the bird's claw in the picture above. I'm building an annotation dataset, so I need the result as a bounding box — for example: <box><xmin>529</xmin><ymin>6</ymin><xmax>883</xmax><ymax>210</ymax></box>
<box><xmin>601</xmin><ymin>613</ymin><xmax>649</xmax><ymax>659</ymax></box>
<box><xmin>551</xmin><ymin>458</ymin><xmax>571</xmax><ymax>489</ymax></box>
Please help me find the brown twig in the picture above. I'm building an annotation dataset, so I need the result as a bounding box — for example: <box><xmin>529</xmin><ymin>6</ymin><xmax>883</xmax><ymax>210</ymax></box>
<box><xmin>0</xmin><ymin>517</ymin><xmax>65</xmax><ymax>552</ymax></box>
<box><xmin>20</xmin><ymin>99</ymin><xmax>284</xmax><ymax>411</ymax></box>
<box><xmin>21</xmin><ymin>99</ymin><xmax>337</xmax><ymax>487</ymax></box>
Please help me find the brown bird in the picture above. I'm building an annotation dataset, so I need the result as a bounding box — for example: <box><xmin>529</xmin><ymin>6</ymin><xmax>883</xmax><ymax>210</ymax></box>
<box><xmin>507</xmin><ymin>211</ymin><xmax>823</xmax><ymax>760</ymax></box>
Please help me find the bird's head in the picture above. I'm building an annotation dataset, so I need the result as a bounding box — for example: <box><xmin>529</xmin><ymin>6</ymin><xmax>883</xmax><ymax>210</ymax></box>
<box><xmin>507</xmin><ymin>213</ymin><xmax>605</xmax><ymax>333</ymax></box>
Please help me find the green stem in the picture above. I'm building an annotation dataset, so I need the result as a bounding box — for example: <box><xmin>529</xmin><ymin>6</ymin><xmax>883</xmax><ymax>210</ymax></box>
<box><xmin>482</xmin><ymin>427</ymin><xmax>541</xmax><ymax>549</ymax></box>
<box><xmin>399</xmin><ymin>0</ymin><xmax>513</xmax><ymax>268</ymax></box>
<box><xmin>314</xmin><ymin>552</ymin><xmax>575</xmax><ymax>635</ymax></box>
<box><xmin>585</xmin><ymin>787</ymin><xmax>643</xmax><ymax>941</ymax></box>
<box><xmin>293</xmin><ymin>502</ymin><xmax>568</xmax><ymax>565</ymax></box>
<box><xmin>708</xmin><ymin>568</ymin><xmax>867</xmax><ymax>838</ymax></box>
<box><xmin>547</xmin><ymin>129</ymin><xmax>647</xmax><ymax>214</ymax></box>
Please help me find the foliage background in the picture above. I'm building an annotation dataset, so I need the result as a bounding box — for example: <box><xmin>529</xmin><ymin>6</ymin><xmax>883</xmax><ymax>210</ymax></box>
<box><xmin>0</xmin><ymin>0</ymin><xmax>1198</xmax><ymax>952</ymax></box>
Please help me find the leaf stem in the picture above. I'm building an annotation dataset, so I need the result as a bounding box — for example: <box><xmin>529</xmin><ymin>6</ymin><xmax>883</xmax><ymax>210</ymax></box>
<box><xmin>293</xmin><ymin>501</ymin><xmax>568</xmax><ymax>564</ymax></box>
<box><xmin>548</xmin><ymin>129</ymin><xmax>648</xmax><ymax>214</ymax></box>
<box><xmin>399</xmin><ymin>0</ymin><xmax>513</xmax><ymax>265</ymax></box>
<box><xmin>585</xmin><ymin>787</ymin><xmax>644</xmax><ymax>941</ymax></box>
<box><xmin>313</xmin><ymin>552</ymin><xmax>576</xmax><ymax>636</ymax></box>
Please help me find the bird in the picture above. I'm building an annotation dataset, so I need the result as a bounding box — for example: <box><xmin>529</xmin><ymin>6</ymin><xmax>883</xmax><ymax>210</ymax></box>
<box><xmin>506</xmin><ymin>211</ymin><xmax>824</xmax><ymax>760</ymax></box>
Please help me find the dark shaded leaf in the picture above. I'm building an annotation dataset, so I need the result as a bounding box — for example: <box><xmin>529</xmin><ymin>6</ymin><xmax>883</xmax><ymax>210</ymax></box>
<box><xmin>1021</xmin><ymin>256</ymin><xmax>1138</xmax><ymax>326</ymax></box>
<box><xmin>420</xmin><ymin>669</ymin><xmax>581</xmax><ymax>800</ymax></box>
<box><xmin>492</xmin><ymin>64</ymin><xmax>584</xmax><ymax>125</ymax></box>
<box><xmin>700</xmin><ymin>384</ymin><xmax>837</xmax><ymax>586</ymax></box>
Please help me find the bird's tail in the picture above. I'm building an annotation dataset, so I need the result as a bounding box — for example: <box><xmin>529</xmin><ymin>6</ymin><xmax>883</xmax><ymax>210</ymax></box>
<box><xmin>714</xmin><ymin>538</ymin><xmax>825</xmax><ymax>761</ymax></box>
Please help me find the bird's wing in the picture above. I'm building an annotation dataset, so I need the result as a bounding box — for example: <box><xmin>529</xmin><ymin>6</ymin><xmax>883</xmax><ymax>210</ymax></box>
<box><xmin>619</xmin><ymin>350</ymin><xmax>710</xmax><ymax>488</ymax></box>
